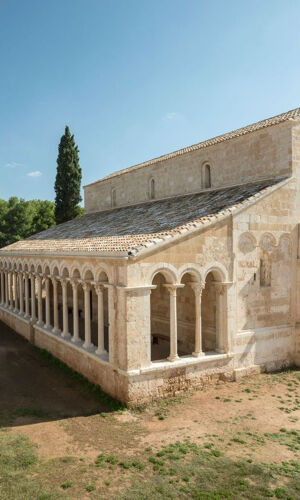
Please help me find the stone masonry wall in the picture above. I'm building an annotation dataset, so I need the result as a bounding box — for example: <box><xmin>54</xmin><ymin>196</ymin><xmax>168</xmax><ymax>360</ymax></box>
<box><xmin>84</xmin><ymin>121</ymin><xmax>294</xmax><ymax>214</ymax></box>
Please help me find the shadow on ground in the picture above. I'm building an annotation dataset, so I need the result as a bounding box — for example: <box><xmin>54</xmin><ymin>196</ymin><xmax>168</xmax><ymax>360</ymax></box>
<box><xmin>0</xmin><ymin>321</ymin><xmax>117</xmax><ymax>427</ymax></box>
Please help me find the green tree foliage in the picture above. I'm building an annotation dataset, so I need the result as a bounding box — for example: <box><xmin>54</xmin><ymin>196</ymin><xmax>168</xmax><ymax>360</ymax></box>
<box><xmin>0</xmin><ymin>197</ymin><xmax>55</xmax><ymax>248</ymax></box>
<box><xmin>54</xmin><ymin>126</ymin><xmax>82</xmax><ymax>224</ymax></box>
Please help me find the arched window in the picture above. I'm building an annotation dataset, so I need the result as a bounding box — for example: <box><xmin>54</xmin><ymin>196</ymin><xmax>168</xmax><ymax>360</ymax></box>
<box><xmin>203</xmin><ymin>163</ymin><xmax>211</xmax><ymax>189</ymax></box>
<box><xmin>149</xmin><ymin>178</ymin><xmax>155</xmax><ymax>200</ymax></box>
<box><xmin>111</xmin><ymin>188</ymin><xmax>116</xmax><ymax>208</ymax></box>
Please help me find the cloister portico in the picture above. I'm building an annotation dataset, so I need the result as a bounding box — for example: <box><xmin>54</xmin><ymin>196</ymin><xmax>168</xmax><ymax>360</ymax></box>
<box><xmin>1</xmin><ymin>108</ymin><xmax>300</xmax><ymax>403</ymax></box>
<box><xmin>0</xmin><ymin>259</ymin><xmax>232</xmax><ymax>374</ymax></box>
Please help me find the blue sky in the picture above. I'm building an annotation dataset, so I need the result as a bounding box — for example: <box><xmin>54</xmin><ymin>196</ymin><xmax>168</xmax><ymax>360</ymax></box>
<box><xmin>0</xmin><ymin>0</ymin><xmax>300</xmax><ymax>202</ymax></box>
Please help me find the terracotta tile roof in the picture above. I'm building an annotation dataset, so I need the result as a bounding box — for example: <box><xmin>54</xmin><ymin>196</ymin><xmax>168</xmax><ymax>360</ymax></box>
<box><xmin>85</xmin><ymin>108</ymin><xmax>300</xmax><ymax>186</ymax></box>
<box><xmin>0</xmin><ymin>177</ymin><xmax>288</xmax><ymax>257</ymax></box>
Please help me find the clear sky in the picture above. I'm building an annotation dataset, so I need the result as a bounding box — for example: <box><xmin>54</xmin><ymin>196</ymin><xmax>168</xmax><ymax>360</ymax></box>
<box><xmin>0</xmin><ymin>0</ymin><xmax>299</xmax><ymax>202</ymax></box>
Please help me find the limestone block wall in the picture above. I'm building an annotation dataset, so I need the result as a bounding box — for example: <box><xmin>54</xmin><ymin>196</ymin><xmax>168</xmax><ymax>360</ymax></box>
<box><xmin>84</xmin><ymin>122</ymin><xmax>294</xmax><ymax>213</ymax></box>
<box><xmin>233</xmin><ymin>179</ymin><xmax>297</xmax><ymax>368</ymax></box>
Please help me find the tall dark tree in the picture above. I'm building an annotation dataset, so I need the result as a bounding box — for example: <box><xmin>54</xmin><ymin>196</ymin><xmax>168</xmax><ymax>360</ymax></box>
<box><xmin>54</xmin><ymin>126</ymin><xmax>82</xmax><ymax>224</ymax></box>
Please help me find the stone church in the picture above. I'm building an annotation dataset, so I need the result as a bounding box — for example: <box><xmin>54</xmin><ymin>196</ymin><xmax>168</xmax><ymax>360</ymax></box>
<box><xmin>0</xmin><ymin>108</ymin><xmax>300</xmax><ymax>404</ymax></box>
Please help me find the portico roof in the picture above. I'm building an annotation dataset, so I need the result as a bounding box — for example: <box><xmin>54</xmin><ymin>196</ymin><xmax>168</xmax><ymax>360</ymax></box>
<box><xmin>0</xmin><ymin>177</ymin><xmax>288</xmax><ymax>258</ymax></box>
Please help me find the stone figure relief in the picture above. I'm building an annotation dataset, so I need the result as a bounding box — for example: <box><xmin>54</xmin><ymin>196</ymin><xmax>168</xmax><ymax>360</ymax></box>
<box><xmin>260</xmin><ymin>251</ymin><xmax>271</xmax><ymax>287</ymax></box>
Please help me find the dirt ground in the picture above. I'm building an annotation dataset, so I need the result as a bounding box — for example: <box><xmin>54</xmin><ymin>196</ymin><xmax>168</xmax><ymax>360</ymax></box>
<box><xmin>0</xmin><ymin>321</ymin><xmax>299</xmax><ymax>499</ymax></box>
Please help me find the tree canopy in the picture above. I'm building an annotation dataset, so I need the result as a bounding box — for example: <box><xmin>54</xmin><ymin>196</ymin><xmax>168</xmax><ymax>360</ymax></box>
<box><xmin>54</xmin><ymin>126</ymin><xmax>82</xmax><ymax>225</ymax></box>
<box><xmin>0</xmin><ymin>197</ymin><xmax>55</xmax><ymax>248</ymax></box>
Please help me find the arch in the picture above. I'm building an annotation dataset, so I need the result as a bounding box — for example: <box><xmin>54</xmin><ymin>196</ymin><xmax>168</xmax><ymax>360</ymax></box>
<box><xmin>149</xmin><ymin>178</ymin><xmax>155</xmax><ymax>200</ymax></box>
<box><xmin>146</xmin><ymin>263</ymin><xmax>178</xmax><ymax>286</ymax></box>
<box><xmin>83</xmin><ymin>269</ymin><xmax>94</xmax><ymax>281</ymax></box>
<box><xmin>61</xmin><ymin>267</ymin><xmax>69</xmax><ymax>278</ymax></box>
<box><xmin>238</xmin><ymin>232</ymin><xmax>257</xmax><ymax>254</ymax></box>
<box><xmin>95</xmin><ymin>263</ymin><xmax>112</xmax><ymax>283</ymax></box>
<box><xmin>259</xmin><ymin>232</ymin><xmax>277</xmax><ymax>251</ymax></box>
<box><xmin>203</xmin><ymin>262</ymin><xmax>228</xmax><ymax>282</ymax></box>
<box><xmin>37</xmin><ymin>264</ymin><xmax>42</xmax><ymax>274</ymax></box>
<box><xmin>71</xmin><ymin>268</ymin><xmax>81</xmax><ymax>279</ymax></box>
<box><xmin>178</xmin><ymin>264</ymin><xmax>203</xmax><ymax>284</ymax></box>
<box><xmin>202</xmin><ymin>162</ymin><xmax>211</xmax><ymax>189</ymax></box>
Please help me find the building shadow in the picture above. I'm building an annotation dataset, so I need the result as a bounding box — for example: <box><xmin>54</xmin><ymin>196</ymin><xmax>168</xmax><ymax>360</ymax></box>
<box><xmin>0</xmin><ymin>321</ymin><xmax>118</xmax><ymax>428</ymax></box>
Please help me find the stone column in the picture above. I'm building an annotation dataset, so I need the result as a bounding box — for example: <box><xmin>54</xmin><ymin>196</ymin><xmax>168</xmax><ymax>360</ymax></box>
<box><xmin>9</xmin><ymin>272</ymin><xmax>14</xmax><ymax>310</ymax></box>
<box><xmin>45</xmin><ymin>277</ymin><xmax>51</xmax><ymax>329</ymax></box>
<box><xmin>13</xmin><ymin>272</ymin><xmax>18</xmax><ymax>312</ymax></box>
<box><xmin>30</xmin><ymin>273</ymin><xmax>36</xmax><ymax>323</ymax></box>
<box><xmin>95</xmin><ymin>284</ymin><xmax>106</xmax><ymax>355</ymax></box>
<box><xmin>5</xmin><ymin>271</ymin><xmax>9</xmax><ymax>307</ymax></box>
<box><xmin>24</xmin><ymin>273</ymin><xmax>29</xmax><ymax>317</ymax></box>
<box><xmin>19</xmin><ymin>272</ymin><xmax>24</xmax><ymax>315</ymax></box>
<box><xmin>190</xmin><ymin>282</ymin><xmax>205</xmax><ymax>357</ymax></box>
<box><xmin>82</xmin><ymin>281</ymin><xmax>93</xmax><ymax>350</ymax></box>
<box><xmin>51</xmin><ymin>277</ymin><xmax>59</xmax><ymax>333</ymax></box>
<box><xmin>61</xmin><ymin>279</ymin><xmax>70</xmax><ymax>338</ymax></box>
<box><xmin>164</xmin><ymin>284</ymin><xmax>183</xmax><ymax>362</ymax></box>
<box><xmin>70</xmin><ymin>279</ymin><xmax>80</xmax><ymax>343</ymax></box>
<box><xmin>0</xmin><ymin>271</ymin><xmax>4</xmax><ymax>305</ymax></box>
<box><xmin>36</xmin><ymin>275</ymin><xmax>43</xmax><ymax>326</ymax></box>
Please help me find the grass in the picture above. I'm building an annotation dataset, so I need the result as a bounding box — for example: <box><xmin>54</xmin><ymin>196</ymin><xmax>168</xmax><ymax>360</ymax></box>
<box><xmin>32</xmin><ymin>346</ymin><xmax>126</xmax><ymax>412</ymax></box>
<box><xmin>1</xmin><ymin>430</ymin><xmax>299</xmax><ymax>499</ymax></box>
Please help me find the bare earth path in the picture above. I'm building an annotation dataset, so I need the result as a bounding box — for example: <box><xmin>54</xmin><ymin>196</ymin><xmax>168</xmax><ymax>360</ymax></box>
<box><xmin>0</xmin><ymin>321</ymin><xmax>299</xmax><ymax>499</ymax></box>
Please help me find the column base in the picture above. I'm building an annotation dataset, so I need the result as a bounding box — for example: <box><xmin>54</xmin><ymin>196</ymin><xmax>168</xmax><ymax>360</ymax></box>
<box><xmin>216</xmin><ymin>348</ymin><xmax>226</xmax><ymax>354</ymax></box>
<box><xmin>83</xmin><ymin>342</ymin><xmax>95</xmax><ymax>351</ymax></box>
<box><xmin>167</xmin><ymin>354</ymin><xmax>179</xmax><ymax>362</ymax></box>
<box><xmin>36</xmin><ymin>321</ymin><xmax>44</xmax><ymax>327</ymax></box>
<box><xmin>192</xmin><ymin>351</ymin><xmax>205</xmax><ymax>358</ymax></box>
<box><xmin>96</xmin><ymin>347</ymin><xmax>107</xmax><ymax>356</ymax></box>
<box><xmin>52</xmin><ymin>327</ymin><xmax>60</xmax><ymax>335</ymax></box>
<box><xmin>61</xmin><ymin>331</ymin><xmax>71</xmax><ymax>339</ymax></box>
<box><xmin>71</xmin><ymin>336</ymin><xmax>81</xmax><ymax>344</ymax></box>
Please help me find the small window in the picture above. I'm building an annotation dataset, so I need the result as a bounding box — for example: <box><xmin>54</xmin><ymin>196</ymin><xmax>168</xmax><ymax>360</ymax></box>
<box><xmin>203</xmin><ymin>163</ymin><xmax>211</xmax><ymax>189</ymax></box>
<box><xmin>149</xmin><ymin>178</ymin><xmax>155</xmax><ymax>200</ymax></box>
<box><xmin>111</xmin><ymin>188</ymin><xmax>116</xmax><ymax>208</ymax></box>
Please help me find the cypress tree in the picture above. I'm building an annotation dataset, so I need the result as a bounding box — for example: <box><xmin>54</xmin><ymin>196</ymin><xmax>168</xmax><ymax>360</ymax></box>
<box><xmin>54</xmin><ymin>126</ymin><xmax>82</xmax><ymax>224</ymax></box>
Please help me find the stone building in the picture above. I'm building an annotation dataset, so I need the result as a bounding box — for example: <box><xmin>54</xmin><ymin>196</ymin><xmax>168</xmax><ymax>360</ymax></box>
<box><xmin>1</xmin><ymin>107</ymin><xmax>300</xmax><ymax>404</ymax></box>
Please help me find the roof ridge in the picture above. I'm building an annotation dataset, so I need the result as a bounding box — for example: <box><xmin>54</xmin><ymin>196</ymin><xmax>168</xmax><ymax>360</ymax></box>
<box><xmin>84</xmin><ymin>107</ymin><xmax>300</xmax><ymax>187</ymax></box>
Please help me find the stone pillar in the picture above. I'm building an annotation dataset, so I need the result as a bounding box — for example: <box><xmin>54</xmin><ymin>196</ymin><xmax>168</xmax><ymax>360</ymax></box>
<box><xmin>36</xmin><ymin>275</ymin><xmax>43</xmax><ymax>326</ymax></box>
<box><xmin>190</xmin><ymin>282</ymin><xmax>205</xmax><ymax>357</ymax></box>
<box><xmin>51</xmin><ymin>277</ymin><xmax>59</xmax><ymax>333</ymax></box>
<box><xmin>5</xmin><ymin>271</ymin><xmax>9</xmax><ymax>307</ymax></box>
<box><xmin>70</xmin><ymin>280</ymin><xmax>80</xmax><ymax>343</ymax></box>
<box><xmin>19</xmin><ymin>272</ymin><xmax>24</xmax><ymax>315</ymax></box>
<box><xmin>30</xmin><ymin>274</ymin><xmax>36</xmax><ymax>323</ymax></box>
<box><xmin>45</xmin><ymin>277</ymin><xmax>51</xmax><ymax>329</ymax></box>
<box><xmin>0</xmin><ymin>271</ymin><xmax>4</xmax><ymax>305</ymax></box>
<box><xmin>61</xmin><ymin>279</ymin><xmax>70</xmax><ymax>338</ymax></box>
<box><xmin>82</xmin><ymin>282</ymin><xmax>93</xmax><ymax>350</ymax></box>
<box><xmin>9</xmin><ymin>272</ymin><xmax>13</xmax><ymax>310</ymax></box>
<box><xmin>95</xmin><ymin>284</ymin><xmax>106</xmax><ymax>355</ymax></box>
<box><xmin>164</xmin><ymin>284</ymin><xmax>183</xmax><ymax>362</ymax></box>
<box><xmin>214</xmin><ymin>282</ymin><xmax>230</xmax><ymax>354</ymax></box>
<box><xmin>24</xmin><ymin>274</ymin><xmax>29</xmax><ymax>317</ymax></box>
<box><xmin>13</xmin><ymin>272</ymin><xmax>18</xmax><ymax>312</ymax></box>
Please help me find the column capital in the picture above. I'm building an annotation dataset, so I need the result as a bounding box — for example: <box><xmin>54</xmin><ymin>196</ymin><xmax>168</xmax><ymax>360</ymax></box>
<box><xmin>82</xmin><ymin>281</ymin><xmax>91</xmax><ymax>292</ymax></box>
<box><xmin>60</xmin><ymin>278</ymin><xmax>68</xmax><ymax>290</ymax></box>
<box><xmin>189</xmin><ymin>281</ymin><xmax>205</xmax><ymax>294</ymax></box>
<box><xmin>70</xmin><ymin>278</ymin><xmax>79</xmax><ymax>290</ymax></box>
<box><xmin>94</xmin><ymin>283</ymin><xmax>104</xmax><ymax>295</ymax></box>
<box><xmin>214</xmin><ymin>281</ymin><xmax>234</xmax><ymax>295</ymax></box>
<box><xmin>51</xmin><ymin>276</ymin><xmax>58</xmax><ymax>286</ymax></box>
<box><xmin>163</xmin><ymin>283</ymin><xmax>184</xmax><ymax>296</ymax></box>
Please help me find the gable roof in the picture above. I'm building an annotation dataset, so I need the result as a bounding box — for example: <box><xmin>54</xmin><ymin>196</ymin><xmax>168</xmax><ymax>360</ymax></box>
<box><xmin>0</xmin><ymin>177</ymin><xmax>288</xmax><ymax>258</ymax></box>
<box><xmin>85</xmin><ymin>108</ymin><xmax>300</xmax><ymax>187</ymax></box>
